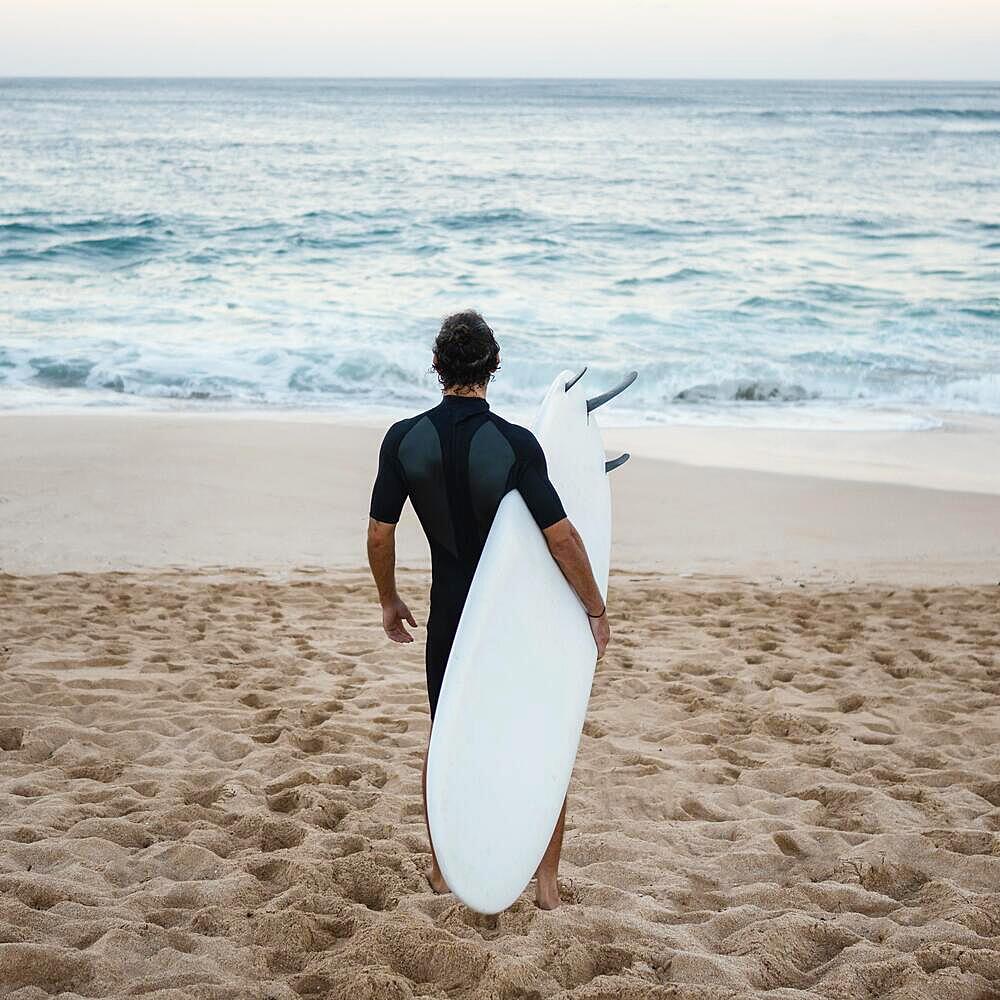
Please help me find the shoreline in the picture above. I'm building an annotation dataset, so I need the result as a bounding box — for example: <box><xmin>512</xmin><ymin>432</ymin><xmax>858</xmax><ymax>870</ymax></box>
<box><xmin>3</xmin><ymin>412</ymin><xmax>999</xmax><ymax>583</ymax></box>
<box><xmin>604</xmin><ymin>412</ymin><xmax>1000</xmax><ymax>496</ymax></box>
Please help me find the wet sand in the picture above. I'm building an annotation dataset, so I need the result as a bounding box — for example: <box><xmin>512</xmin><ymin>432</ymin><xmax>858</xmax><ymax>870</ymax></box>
<box><xmin>2</xmin><ymin>413</ymin><xmax>999</xmax><ymax>583</ymax></box>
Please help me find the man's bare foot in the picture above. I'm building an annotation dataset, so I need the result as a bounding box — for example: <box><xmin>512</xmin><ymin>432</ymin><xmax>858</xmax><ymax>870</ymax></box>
<box><xmin>426</xmin><ymin>865</ymin><xmax>449</xmax><ymax>894</ymax></box>
<box><xmin>535</xmin><ymin>874</ymin><xmax>561</xmax><ymax>910</ymax></box>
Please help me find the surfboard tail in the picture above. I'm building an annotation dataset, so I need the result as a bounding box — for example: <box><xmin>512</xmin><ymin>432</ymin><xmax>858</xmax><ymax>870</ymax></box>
<box><xmin>587</xmin><ymin>371</ymin><xmax>638</xmax><ymax>413</ymax></box>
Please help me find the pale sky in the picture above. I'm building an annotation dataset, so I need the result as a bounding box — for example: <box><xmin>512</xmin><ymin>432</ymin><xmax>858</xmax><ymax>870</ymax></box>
<box><xmin>2</xmin><ymin>0</ymin><xmax>999</xmax><ymax>78</ymax></box>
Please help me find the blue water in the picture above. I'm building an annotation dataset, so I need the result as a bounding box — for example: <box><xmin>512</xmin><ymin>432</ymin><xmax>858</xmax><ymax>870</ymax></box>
<box><xmin>1</xmin><ymin>78</ymin><xmax>998</xmax><ymax>428</ymax></box>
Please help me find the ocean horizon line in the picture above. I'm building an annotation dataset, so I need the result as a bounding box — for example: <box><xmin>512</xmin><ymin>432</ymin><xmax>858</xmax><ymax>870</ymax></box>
<box><xmin>3</xmin><ymin>75</ymin><xmax>1000</xmax><ymax>84</ymax></box>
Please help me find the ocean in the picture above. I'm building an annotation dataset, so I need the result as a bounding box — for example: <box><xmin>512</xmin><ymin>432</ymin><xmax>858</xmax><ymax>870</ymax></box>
<box><xmin>1</xmin><ymin>78</ymin><xmax>998</xmax><ymax>429</ymax></box>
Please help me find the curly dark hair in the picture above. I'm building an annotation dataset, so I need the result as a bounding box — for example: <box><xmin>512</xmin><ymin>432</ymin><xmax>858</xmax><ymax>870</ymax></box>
<box><xmin>432</xmin><ymin>311</ymin><xmax>500</xmax><ymax>392</ymax></box>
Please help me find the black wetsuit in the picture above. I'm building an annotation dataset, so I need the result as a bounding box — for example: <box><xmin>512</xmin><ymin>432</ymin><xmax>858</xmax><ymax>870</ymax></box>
<box><xmin>369</xmin><ymin>395</ymin><xmax>566</xmax><ymax>718</ymax></box>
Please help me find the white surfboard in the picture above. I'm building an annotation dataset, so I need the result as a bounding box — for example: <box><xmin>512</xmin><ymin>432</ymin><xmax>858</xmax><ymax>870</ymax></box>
<box><xmin>426</xmin><ymin>367</ymin><xmax>636</xmax><ymax>914</ymax></box>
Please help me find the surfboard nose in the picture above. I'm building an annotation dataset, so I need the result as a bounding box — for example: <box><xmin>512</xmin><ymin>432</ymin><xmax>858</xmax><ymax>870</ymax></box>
<box><xmin>564</xmin><ymin>367</ymin><xmax>587</xmax><ymax>391</ymax></box>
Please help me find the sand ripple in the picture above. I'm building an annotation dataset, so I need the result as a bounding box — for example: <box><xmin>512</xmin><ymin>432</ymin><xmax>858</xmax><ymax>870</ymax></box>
<box><xmin>1</xmin><ymin>569</ymin><xmax>999</xmax><ymax>998</ymax></box>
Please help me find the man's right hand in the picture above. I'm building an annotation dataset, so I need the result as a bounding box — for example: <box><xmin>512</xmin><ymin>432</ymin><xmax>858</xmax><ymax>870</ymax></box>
<box><xmin>589</xmin><ymin>611</ymin><xmax>610</xmax><ymax>660</ymax></box>
<box><xmin>382</xmin><ymin>594</ymin><xmax>417</xmax><ymax>643</ymax></box>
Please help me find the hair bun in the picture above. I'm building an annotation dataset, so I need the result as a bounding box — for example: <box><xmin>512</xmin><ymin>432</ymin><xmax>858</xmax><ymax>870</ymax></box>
<box><xmin>433</xmin><ymin>311</ymin><xmax>500</xmax><ymax>391</ymax></box>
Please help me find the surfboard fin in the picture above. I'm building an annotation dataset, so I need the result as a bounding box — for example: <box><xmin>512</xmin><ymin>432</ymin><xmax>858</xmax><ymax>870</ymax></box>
<box><xmin>587</xmin><ymin>371</ymin><xmax>638</xmax><ymax>412</ymax></box>
<box><xmin>564</xmin><ymin>367</ymin><xmax>587</xmax><ymax>391</ymax></box>
<box><xmin>605</xmin><ymin>453</ymin><xmax>630</xmax><ymax>473</ymax></box>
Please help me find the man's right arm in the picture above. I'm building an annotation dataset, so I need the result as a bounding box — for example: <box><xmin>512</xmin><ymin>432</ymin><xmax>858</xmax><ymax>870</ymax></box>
<box><xmin>514</xmin><ymin>427</ymin><xmax>611</xmax><ymax>659</ymax></box>
<box><xmin>542</xmin><ymin>517</ymin><xmax>611</xmax><ymax>659</ymax></box>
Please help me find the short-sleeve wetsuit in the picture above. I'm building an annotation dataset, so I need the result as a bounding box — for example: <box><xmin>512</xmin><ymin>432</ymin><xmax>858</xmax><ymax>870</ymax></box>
<box><xmin>369</xmin><ymin>395</ymin><xmax>566</xmax><ymax>718</ymax></box>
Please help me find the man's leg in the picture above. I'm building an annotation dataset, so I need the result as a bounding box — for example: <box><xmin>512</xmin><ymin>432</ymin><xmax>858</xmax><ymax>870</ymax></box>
<box><xmin>422</xmin><ymin>610</ymin><xmax>458</xmax><ymax>895</ymax></box>
<box><xmin>535</xmin><ymin>796</ymin><xmax>567</xmax><ymax>909</ymax></box>
<box><xmin>422</xmin><ymin>725</ymin><xmax>449</xmax><ymax>893</ymax></box>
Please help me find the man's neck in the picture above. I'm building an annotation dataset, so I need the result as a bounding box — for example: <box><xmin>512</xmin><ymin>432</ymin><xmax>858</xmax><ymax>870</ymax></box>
<box><xmin>443</xmin><ymin>387</ymin><xmax>487</xmax><ymax>400</ymax></box>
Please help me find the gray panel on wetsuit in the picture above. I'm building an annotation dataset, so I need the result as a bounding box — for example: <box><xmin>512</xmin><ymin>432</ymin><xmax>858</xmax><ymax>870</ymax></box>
<box><xmin>468</xmin><ymin>420</ymin><xmax>516</xmax><ymax>535</ymax></box>
<box><xmin>398</xmin><ymin>416</ymin><xmax>458</xmax><ymax>558</ymax></box>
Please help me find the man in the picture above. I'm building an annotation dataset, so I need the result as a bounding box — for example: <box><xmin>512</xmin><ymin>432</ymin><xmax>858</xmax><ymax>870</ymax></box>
<box><xmin>367</xmin><ymin>310</ymin><xmax>610</xmax><ymax>910</ymax></box>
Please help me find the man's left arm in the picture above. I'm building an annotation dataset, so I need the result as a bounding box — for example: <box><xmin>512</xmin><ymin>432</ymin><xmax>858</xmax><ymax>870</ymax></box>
<box><xmin>367</xmin><ymin>518</ymin><xmax>417</xmax><ymax>643</ymax></box>
<box><xmin>368</xmin><ymin>423</ymin><xmax>417</xmax><ymax>643</ymax></box>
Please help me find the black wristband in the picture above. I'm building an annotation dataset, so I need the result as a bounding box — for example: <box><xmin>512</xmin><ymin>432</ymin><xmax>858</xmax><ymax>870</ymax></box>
<box><xmin>587</xmin><ymin>603</ymin><xmax>606</xmax><ymax>619</ymax></box>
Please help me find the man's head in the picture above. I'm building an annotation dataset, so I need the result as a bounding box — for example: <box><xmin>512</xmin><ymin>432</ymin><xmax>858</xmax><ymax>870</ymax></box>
<box><xmin>432</xmin><ymin>311</ymin><xmax>500</xmax><ymax>394</ymax></box>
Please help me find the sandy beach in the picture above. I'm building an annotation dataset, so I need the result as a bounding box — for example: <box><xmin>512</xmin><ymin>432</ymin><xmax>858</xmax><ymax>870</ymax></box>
<box><xmin>2</xmin><ymin>413</ymin><xmax>1000</xmax><ymax>999</ymax></box>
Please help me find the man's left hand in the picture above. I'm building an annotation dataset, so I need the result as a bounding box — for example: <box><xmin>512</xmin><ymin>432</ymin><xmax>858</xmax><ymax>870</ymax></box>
<box><xmin>382</xmin><ymin>595</ymin><xmax>418</xmax><ymax>643</ymax></box>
